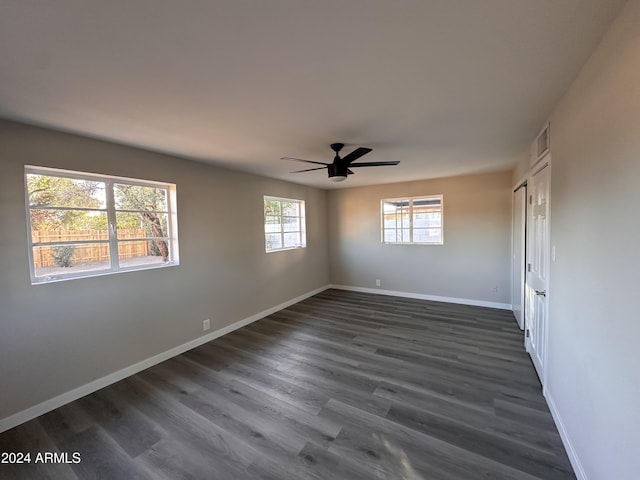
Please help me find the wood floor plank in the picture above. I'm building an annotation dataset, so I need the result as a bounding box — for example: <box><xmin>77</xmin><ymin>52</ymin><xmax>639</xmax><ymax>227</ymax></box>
<box><xmin>0</xmin><ymin>289</ymin><xmax>576</xmax><ymax>479</ymax></box>
<box><xmin>57</xmin><ymin>425</ymin><xmax>154</xmax><ymax>480</ymax></box>
<box><xmin>385</xmin><ymin>401</ymin><xmax>573</xmax><ymax>480</ymax></box>
<box><xmin>320</xmin><ymin>397</ymin><xmax>546</xmax><ymax>480</ymax></box>
<box><xmin>328</xmin><ymin>423</ymin><xmax>470</xmax><ymax>480</ymax></box>
<box><xmin>223</xmin><ymin>362</ymin><xmax>331</xmax><ymax>415</ymax></box>
<box><xmin>75</xmin><ymin>388</ymin><xmax>166</xmax><ymax>458</ymax></box>
<box><xmin>173</xmin><ymin>356</ymin><xmax>340</xmax><ymax>448</ymax></box>
<box><xmin>374</xmin><ymin>381</ymin><xmax>565</xmax><ymax>455</ymax></box>
<box><xmin>110</xmin><ymin>376</ymin><xmax>261</xmax><ymax>474</ymax></box>
<box><xmin>134</xmin><ymin>435</ymin><xmax>260</xmax><ymax>480</ymax></box>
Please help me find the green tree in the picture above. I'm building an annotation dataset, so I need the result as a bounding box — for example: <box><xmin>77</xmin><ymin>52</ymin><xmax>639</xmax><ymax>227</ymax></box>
<box><xmin>27</xmin><ymin>174</ymin><xmax>105</xmax><ymax>231</ymax></box>
<box><xmin>264</xmin><ymin>199</ymin><xmax>280</xmax><ymax>217</ymax></box>
<box><xmin>51</xmin><ymin>245</ymin><xmax>76</xmax><ymax>267</ymax></box>
<box><xmin>115</xmin><ymin>184</ymin><xmax>169</xmax><ymax>261</ymax></box>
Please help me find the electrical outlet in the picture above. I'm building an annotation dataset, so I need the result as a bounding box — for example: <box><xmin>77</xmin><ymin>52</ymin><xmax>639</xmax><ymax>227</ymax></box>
<box><xmin>376</xmin><ymin>279</ymin><xmax>381</xmax><ymax>287</ymax></box>
<box><xmin>203</xmin><ymin>319</ymin><xmax>211</xmax><ymax>331</ymax></box>
<box><xmin>491</xmin><ymin>286</ymin><xmax>498</xmax><ymax>294</ymax></box>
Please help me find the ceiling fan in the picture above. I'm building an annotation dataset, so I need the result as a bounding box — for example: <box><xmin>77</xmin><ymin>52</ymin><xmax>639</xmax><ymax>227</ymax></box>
<box><xmin>281</xmin><ymin>143</ymin><xmax>400</xmax><ymax>182</ymax></box>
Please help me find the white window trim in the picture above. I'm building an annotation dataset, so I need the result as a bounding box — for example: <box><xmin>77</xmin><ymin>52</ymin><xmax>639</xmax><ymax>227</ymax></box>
<box><xmin>25</xmin><ymin>165</ymin><xmax>180</xmax><ymax>284</ymax></box>
<box><xmin>264</xmin><ymin>195</ymin><xmax>306</xmax><ymax>252</ymax></box>
<box><xmin>381</xmin><ymin>194</ymin><xmax>444</xmax><ymax>245</ymax></box>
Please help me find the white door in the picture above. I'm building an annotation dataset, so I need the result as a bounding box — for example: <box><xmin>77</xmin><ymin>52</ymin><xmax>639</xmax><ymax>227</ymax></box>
<box><xmin>525</xmin><ymin>160</ymin><xmax>550</xmax><ymax>383</ymax></box>
<box><xmin>512</xmin><ymin>185</ymin><xmax>527</xmax><ymax>330</ymax></box>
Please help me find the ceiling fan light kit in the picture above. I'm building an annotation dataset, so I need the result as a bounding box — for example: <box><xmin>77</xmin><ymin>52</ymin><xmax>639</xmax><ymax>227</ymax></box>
<box><xmin>281</xmin><ymin>142</ymin><xmax>399</xmax><ymax>182</ymax></box>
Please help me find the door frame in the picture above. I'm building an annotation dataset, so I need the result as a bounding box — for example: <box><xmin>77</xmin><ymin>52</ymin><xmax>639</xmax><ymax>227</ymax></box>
<box><xmin>511</xmin><ymin>182</ymin><xmax>527</xmax><ymax>331</ymax></box>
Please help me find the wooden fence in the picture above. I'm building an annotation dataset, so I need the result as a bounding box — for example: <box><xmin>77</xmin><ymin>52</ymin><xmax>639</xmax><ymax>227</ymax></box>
<box><xmin>32</xmin><ymin>229</ymin><xmax>151</xmax><ymax>268</ymax></box>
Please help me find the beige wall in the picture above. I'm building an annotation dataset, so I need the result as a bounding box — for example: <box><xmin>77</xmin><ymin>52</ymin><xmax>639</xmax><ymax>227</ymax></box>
<box><xmin>327</xmin><ymin>171</ymin><xmax>513</xmax><ymax>306</ymax></box>
<box><xmin>513</xmin><ymin>2</ymin><xmax>640</xmax><ymax>478</ymax></box>
<box><xmin>0</xmin><ymin>120</ymin><xmax>330</xmax><ymax>421</ymax></box>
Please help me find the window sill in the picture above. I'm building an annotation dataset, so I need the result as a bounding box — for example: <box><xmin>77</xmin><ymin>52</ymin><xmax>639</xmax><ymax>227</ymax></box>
<box><xmin>381</xmin><ymin>242</ymin><xmax>444</xmax><ymax>246</ymax></box>
<box><xmin>31</xmin><ymin>261</ymin><xmax>179</xmax><ymax>285</ymax></box>
<box><xmin>265</xmin><ymin>246</ymin><xmax>307</xmax><ymax>253</ymax></box>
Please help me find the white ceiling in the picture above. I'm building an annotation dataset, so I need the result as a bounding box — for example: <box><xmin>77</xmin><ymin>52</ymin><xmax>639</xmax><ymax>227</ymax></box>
<box><xmin>0</xmin><ymin>0</ymin><xmax>625</xmax><ymax>188</ymax></box>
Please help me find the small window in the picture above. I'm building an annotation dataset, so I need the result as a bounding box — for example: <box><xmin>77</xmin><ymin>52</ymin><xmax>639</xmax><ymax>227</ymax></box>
<box><xmin>264</xmin><ymin>196</ymin><xmax>306</xmax><ymax>252</ymax></box>
<box><xmin>381</xmin><ymin>195</ymin><xmax>443</xmax><ymax>244</ymax></box>
<box><xmin>25</xmin><ymin>166</ymin><xmax>179</xmax><ymax>284</ymax></box>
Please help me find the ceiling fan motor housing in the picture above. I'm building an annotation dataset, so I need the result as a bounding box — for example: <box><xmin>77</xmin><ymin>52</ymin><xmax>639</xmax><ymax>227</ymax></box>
<box><xmin>327</xmin><ymin>162</ymin><xmax>348</xmax><ymax>180</ymax></box>
<box><xmin>328</xmin><ymin>142</ymin><xmax>347</xmax><ymax>180</ymax></box>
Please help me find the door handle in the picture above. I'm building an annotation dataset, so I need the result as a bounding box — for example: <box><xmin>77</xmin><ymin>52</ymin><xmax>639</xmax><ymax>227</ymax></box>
<box><xmin>535</xmin><ymin>290</ymin><xmax>546</xmax><ymax>297</ymax></box>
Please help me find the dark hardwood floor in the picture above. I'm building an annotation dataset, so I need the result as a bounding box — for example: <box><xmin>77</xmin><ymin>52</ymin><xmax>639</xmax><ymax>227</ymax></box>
<box><xmin>0</xmin><ymin>289</ymin><xmax>576</xmax><ymax>479</ymax></box>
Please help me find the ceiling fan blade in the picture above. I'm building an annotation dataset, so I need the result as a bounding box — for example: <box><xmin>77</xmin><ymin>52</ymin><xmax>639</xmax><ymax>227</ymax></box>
<box><xmin>341</xmin><ymin>147</ymin><xmax>372</xmax><ymax>165</ymax></box>
<box><xmin>281</xmin><ymin>157</ymin><xmax>329</xmax><ymax>166</ymax></box>
<box><xmin>290</xmin><ymin>166</ymin><xmax>327</xmax><ymax>173</ymax></box>
<box><xmin>347</xmin><ymin>169</ymin><xmax>354</xmax><ymax>175</ymax></box>
<box><xmin>349</xmin><ymin>161</ymin><xmax>400</xmax><ymax>167</ymax></box>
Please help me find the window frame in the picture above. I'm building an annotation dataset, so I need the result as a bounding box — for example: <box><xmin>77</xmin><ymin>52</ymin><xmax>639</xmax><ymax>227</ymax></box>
<box><xmin>24</xmin><ymin>165</ymin><xmax>179</xmax><ymax>284</ymax></box>
<box><xmin>263</xmin><ymin>195</ymin><xmax>307</xmax><ymax>253</ymax></box>
<box><xmin>381</xmin><ymin>194</ymin><xmax>444</xmax><ymax>245</ymax></box>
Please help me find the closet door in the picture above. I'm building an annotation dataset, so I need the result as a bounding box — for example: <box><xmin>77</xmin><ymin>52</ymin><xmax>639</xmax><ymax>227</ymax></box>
<box><xmin>526</xmin><ymin>160</ymin><xmax>550</xmax><ymax>383</ymax></box>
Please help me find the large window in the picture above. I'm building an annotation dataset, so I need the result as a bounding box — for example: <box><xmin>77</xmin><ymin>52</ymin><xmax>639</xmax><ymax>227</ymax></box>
<box><xmin>25</xmin><ymin>166</ymin><xmax>179</xmax><ymax>283</ymax></box>
<box><xmin>381</xmin><ymin>195</ymin><xmax>443</xmax><ymax>244</ymax></box>
<box><xmin>264</xmin><ymin>196</ymin><xmax>306</xmax><ymax>252</ymax></box>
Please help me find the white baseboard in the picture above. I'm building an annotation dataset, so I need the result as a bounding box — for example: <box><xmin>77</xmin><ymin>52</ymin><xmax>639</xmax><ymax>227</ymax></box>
<box><xmin>545</xmin><ymin>389</ymin><xmax>588</xmax><ymax>480</ymax></box>
<box><xmin>330</xmin><ymin>284</ymin><xmax>512</xmax><ymax>310</ymax></box>
<box><xmin>0</xmin><ymin>285</ymin><xmax>330</xmax><ymax>434</ymax></box>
